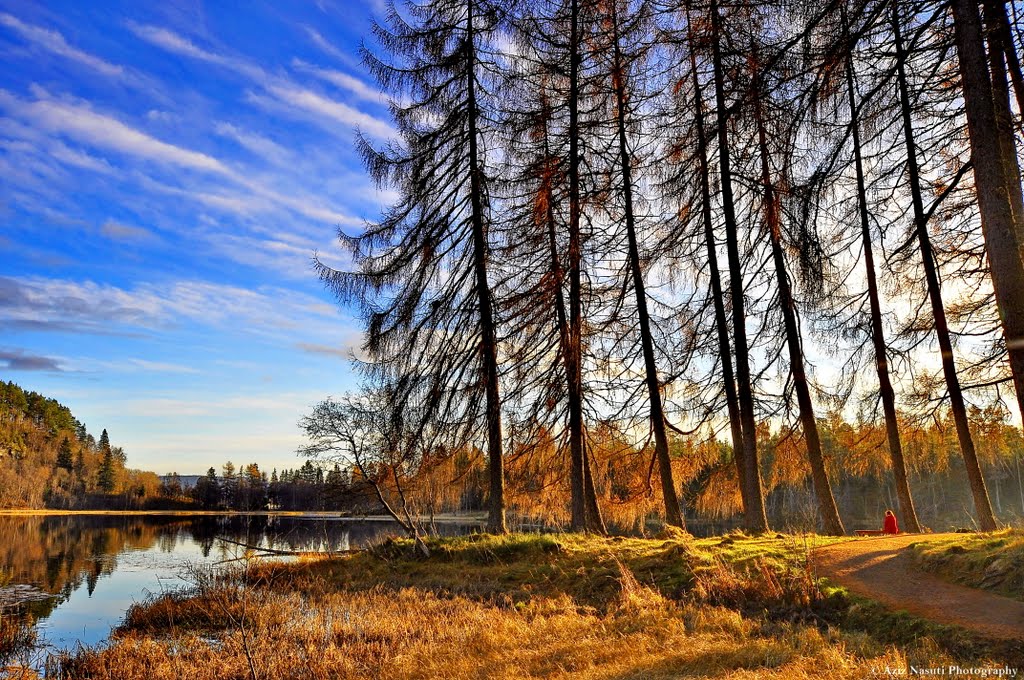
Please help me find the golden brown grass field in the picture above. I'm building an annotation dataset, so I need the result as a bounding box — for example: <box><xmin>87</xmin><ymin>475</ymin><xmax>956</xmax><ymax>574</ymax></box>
<box><xmin>5</xmin><ymin>531</ymin><xmax>1023</xmax><ymax>679</ymax></box>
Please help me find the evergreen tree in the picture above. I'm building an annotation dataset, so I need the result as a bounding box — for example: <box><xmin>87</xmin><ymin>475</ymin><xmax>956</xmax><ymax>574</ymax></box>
<box><xmin>707</xmin><ymin>0</ymin><xmax>769</xmax><ymax>532</ymax></box>
<box><xmin>97</xmin><ymin>428</ymin><xmax>116</xmax><ymax>493</ymax></box>
<box><xmin>221</xmin><ymin>461</ymin><xmax>237</xmax><ymax>509</ymax></box>
<box><xmin>56</xmin><ymin>437</ymin><xmax>73</xmax><ymax>471</ymax></box>
<box><xmin>891</xmin><ymin>2</ymin><xmax>996</xmax><ymax>531</ymax></box>
<box><xmin>192</xmin><ymin>467</ymin><xmax>221</xmax><ymax>509</ymax></box>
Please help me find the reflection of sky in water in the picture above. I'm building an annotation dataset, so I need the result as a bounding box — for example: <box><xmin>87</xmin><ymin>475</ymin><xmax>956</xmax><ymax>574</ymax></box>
<box><xmin>2</xmin><ymin>515</ymin><xmax>481</xmax><ymax>653</ymax></box>
<box><xmin>36</xmin><ymin>538</ymin><xmax>213</xmax><ymax>650</ymax></box>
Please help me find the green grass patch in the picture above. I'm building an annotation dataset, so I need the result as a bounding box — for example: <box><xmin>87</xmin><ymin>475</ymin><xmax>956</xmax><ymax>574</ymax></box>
<box><xmin>285</xmin><ymin>530</ymin><xmax>849</xmax><ymax>612</ymax></box>
<box><xmin>907</xmin><ymin>529</ymin><xmax>1024</xmax><ymax>602</ymax></box>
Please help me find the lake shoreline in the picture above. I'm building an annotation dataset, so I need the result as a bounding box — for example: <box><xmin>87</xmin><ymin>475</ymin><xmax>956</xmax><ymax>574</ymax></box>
<box><xmin>0</xmin><ymin>509</ymin><xmax>488</xmax><ymax>523</ymax></box>
<box><xmin>0</xmin><ymin>512</ymin><xmax>486</xmax><ymax>662</ymax></box>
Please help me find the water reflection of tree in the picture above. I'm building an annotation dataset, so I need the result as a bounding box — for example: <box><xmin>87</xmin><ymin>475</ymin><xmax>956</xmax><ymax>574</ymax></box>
<box><xmin>2</xmin><ymin>515</ymin><xmax>191</xmax><ymax>622</ymax></box>
<box><xmin>3</xmin><ymin>516</ymin><xmax>186</xmax><ymax>593</ymax></box>
<box><xmin>1</xmin><ymin>515</ymin><xmax>482</xmax><ymax>628</ymax></box>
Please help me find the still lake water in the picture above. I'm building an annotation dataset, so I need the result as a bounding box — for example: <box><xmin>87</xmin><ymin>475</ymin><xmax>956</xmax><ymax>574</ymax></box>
<box><xmin>0</xmin><ymin>513</ymin><xmax>480</xmax><ymax>653</ymax></box>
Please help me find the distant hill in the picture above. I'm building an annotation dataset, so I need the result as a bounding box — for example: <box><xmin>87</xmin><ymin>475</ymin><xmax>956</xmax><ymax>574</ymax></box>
<box><xmin>0</xmin><ymin>381</ymin><xmax>167</xmax><ymax>509</ymax></box>
<box><xmin>159</xmin><ymin>474</ymin><xmax>202</xmax><ymax>490</ymax></box>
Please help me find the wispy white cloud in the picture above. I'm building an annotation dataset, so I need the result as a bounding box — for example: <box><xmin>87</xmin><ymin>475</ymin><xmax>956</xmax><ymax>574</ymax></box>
<box><xmin>127</xmin><ymin>392</ymin><xmax>320</xmax><ymax>417</ymax></box>
<box><xmin>144</xmin><ymin>171</ymin><xmax>359</xmax><ymax>227</ymax></box>
<box><xmin>100</xmin><ymin>219</ymin><xmax>160</xmax><ymax>243</ymax></box>
<box><xmin>0</xmin><ymin>89</ymin><xmax>231</xmax><ymax>175</ymax></box>
<box><xmin>295</xmin><ymin>342</ymin><xmax>350</xmax><ymax>358</ymax></box>
<box><xmin>295</xmin><ymin>335</ymin><xmax>364</xmax><ymax>361</ymax></box>
<box><xmin>204</xmin><ymin>232</ymin><xmax>319</xmax><ymax>278</ymax></box>
<box><xmin>259</xmin><ymin>82</ymin><xmax>393</xmax><ymax>138</ymax></box>
<box><xmin>302</xmin><ymin>26</ymin><xmax>360</xmax><ymax>68</ymax></box>
<box><xmin>145</xmin><ymin>109</ymin><xmax>177</xmax><ymax>123</ymax></box>
<box><xmin>291</xmin><ymin>59</ymin><xmax>384</xmax><ymax>105</ymax></box>
<box><xmin>48</xmin><ymin>141</ymin><xmax>116</xmax><ymax>174</ymax></box>
<box><xmin>126</xmin><ymin>22</ymin><xmax>265</xmax><ymax>82</ymax></box>
<box><xmin>76</xmin><ymin>357</ymin><xmax>201</xmax><ymax>374</ymax></box>
<box><xmin>0</xmin><ymin>114</ymin><xmax>101</xmax><ymax>176</ymax></box>
<box><xmin>218</xmin><ymin>166</ymin><xmax>359</xmax><ymax>225</ymax></box>
<box><xmin>127</xmin><ymin>358</ymin><xmax>200</xmax><ymax>373</ymax></box>
<box><xmin>214</xmin><ymin>122</ymin><xmax>291</xmax><ymax>165</ymax></box>
<box><xmin>0</xmin><ymin>275</ymin><xmax>351</xmax><ymax>344</ymax></box>
<box><xmin>141</xmin><ymin>179</ymin><xmax>259</xmax><ymax>217</ymax></box>
<box><xmin>127</xmin><ymin>22</ymin><xmax>393</xmax><ymax>139</ymax></box>
<box><xmin>0</xmin><ymin>12</ymin><xmax>124</xmax><ymax>78</ymax></box>
<box><xmin>1</xmin><ymin>90</ymin><xmax>362</xmax><ymax>228</ymax></box>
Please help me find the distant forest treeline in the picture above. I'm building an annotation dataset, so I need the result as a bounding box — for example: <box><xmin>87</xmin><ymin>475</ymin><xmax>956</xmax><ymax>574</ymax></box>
<box><xmin>184</xmin><ymin>408</ymin><xmax>1024</xmax><ymax>531</ymax></box>
<box><xmin>0</xmin><ymin>381</ymin><xmax>171</xmax><ymax>509</ymax></box>
<box><xmin>4</xmin><ymin>378</ymin><xmax>1022</xmax><ymax>531</ymax></box>
<box><xmin>161</xmin><ymin>461</ymin><xmax>378</xmax><ymax>513</ymax></box>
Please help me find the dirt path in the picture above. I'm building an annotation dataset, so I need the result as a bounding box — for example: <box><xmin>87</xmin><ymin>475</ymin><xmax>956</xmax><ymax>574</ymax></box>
<box><xmin>812</xmin><ymin>533</ymin><xmax>1024</xmax><ymax>641</ymax></box>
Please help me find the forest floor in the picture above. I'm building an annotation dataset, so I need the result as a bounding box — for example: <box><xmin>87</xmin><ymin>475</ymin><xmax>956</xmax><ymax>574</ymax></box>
<box><xmin>812</xmin><ymin>533</ymin><xmax>1024</xmax><ymax>641</ymax></box>
<box><xmin>6</xmin><ymin>531</ymin><xmax>1018</xmax><ymax>679</ymax></box>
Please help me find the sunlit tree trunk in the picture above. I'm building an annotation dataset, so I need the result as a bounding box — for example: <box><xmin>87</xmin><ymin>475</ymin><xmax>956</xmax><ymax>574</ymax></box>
<box><xmin>710</xmin><ymin>0</ymin><xmax>769</xmax><ymax>532</ymax></box>
<box><xmin>751</xmin><ymin>56</ymin><xmax>845</xmax><ymax>537</ymax></box>
<box><xmin>994</xmin><ymin>2</ymin><xmax>1024</xmax><ymax>128</ymax></box>
<box><xmin>608</xmin><ymin>0</ymin><xmax>685</xmax><ymax>528</ymax></box>
<box><xmin>566</xmin><ymin>0</ymin><xmax>605</xmax><ymax>532</ymax></box>
<box><xmin>949</xmin><ymin>0</ymin><xmax>1024</xmax><ymax>430</ymax></box>
<box><xmin>466</xmin><ymin>0</ymin><xmax>505</xmax><ymax>533</ymax></box>
<box><xmin>982</xmin><ymin>0</ymin><xmax>1024</xmax><ymax>237</ymax></box>
<box><xmin>895</xmin><ymin>2</ymin><xmax>997</xmax><ymax>531</ymax></box>
<box><xmin>844</xmin><ymin>10</ymin><xmax>921</xmax><ymax>532</ymax></box>
<box><xmin>539</xmin><ymin>99</ymin><xmax>608</xmax><ymax>535</ymax></box>
<box><xmin>686</xmin><ymin>4</ymin><xmax>747</xmax><ymax>513</ymax></box>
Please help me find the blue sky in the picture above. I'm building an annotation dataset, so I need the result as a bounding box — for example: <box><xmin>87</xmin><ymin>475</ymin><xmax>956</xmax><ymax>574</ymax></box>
<box><xmin>1</xmin><ymin>0</ymin><xmax>390</xmax><ymax>474</ymax></box>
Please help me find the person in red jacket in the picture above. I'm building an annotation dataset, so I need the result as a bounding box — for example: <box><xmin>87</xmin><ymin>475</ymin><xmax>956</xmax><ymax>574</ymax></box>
<box><xmin>883</xmin><ymin>510</ymin><xmax>899</xmax><ymax>534</ymax></box>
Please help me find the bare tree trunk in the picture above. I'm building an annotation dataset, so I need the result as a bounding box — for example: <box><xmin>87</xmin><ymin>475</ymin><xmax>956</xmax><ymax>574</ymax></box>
<box><xmin>466</xmin><ymin>0</ymin><xmax>505</xmax><ymax>534</ymax></box>
<box><xmin>751</xmin><ymin>60</ymin><xmax>844</xmax><ymax>537</ymax></box>
<box><xmin>846</xmin><ymin>9</ymin><xmax>921</xmax><ymax>532</ymax></box>
<box><xmin>996</xmin><ymin>2</ymin><xmax>1024</xmax><ymax>131</ymax></box>
<box><xmin>710</xmin><ymin>0</ymin><xmax>769</xmax><ymax>533</ymax></box>
<box><xmin>983</xmin><ymin>0</ymin><xmax>1024</xmax><ymax>237</ymax></box>
<box><xmin>609</xmin><ymin>0</ymin><xmax>684</xmax><ymax>529</ymax></box>
<box><xmin>686</xmin><ymin>3</ymin><xmax>747</xmax><ymax>512</ymax></box>
<box><xmin>567</xmin><ymin>0</ymin><xmax>600</xmax><ymax>532</ymax></box>
<box><xmin>348</xmin><ymin>435</ymin><xmax>430</xmax><ymax>558</ymax></box>
<box><xmin>582</xmin><ymin>441</ymin><xmax>606</xmax><ymax>531</ymax></box>
<box><xmin>895</xmin><ymin>3</ymin><xmax>998</xmax><ymax>531</ymax></box>
<box><xmin>949</xmin><ymin>0</ymin><xmax>1024</xmax><ymax>430</ymax></box>
<box><xmin>540</xmin><ymin>93</ymin><xmax>607</xmax><ymax>535</ymax></box>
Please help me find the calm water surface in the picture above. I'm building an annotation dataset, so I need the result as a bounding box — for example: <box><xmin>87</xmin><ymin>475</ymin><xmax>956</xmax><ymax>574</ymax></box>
<box><xmin>0</xmin><ymin>514</ymin><xmax>480</xmax><ymax>653</ymax></box>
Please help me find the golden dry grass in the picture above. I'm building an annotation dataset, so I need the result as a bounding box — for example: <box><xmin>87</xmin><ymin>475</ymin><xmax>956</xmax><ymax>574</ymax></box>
<box><xmin>58</xmin><ymin>570</ymin><xmax>922</xmax><ymax>680</ymax></box>
<box><xmin>38</xmin><ymin>532</ymin><xmax>1015</xmax><ymax>679</ymax></box>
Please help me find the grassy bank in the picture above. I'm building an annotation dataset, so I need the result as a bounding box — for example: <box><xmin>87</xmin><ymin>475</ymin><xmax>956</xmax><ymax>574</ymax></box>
<box><xmin>908</xmin><ymin>529</ymin><xmax>1024</xmax><ymax>601</ymax></box>
<box><xmin>26</xmin><ymin>532</ymin><xmax>1024</xmax><ymax>679</ymax></box>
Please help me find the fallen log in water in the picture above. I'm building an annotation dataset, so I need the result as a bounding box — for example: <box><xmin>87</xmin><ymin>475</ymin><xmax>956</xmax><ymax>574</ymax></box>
<box><xmin>213</xmin><ymin>536</ymin><xmax>356</xmax><ymax>561</ymax></box>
